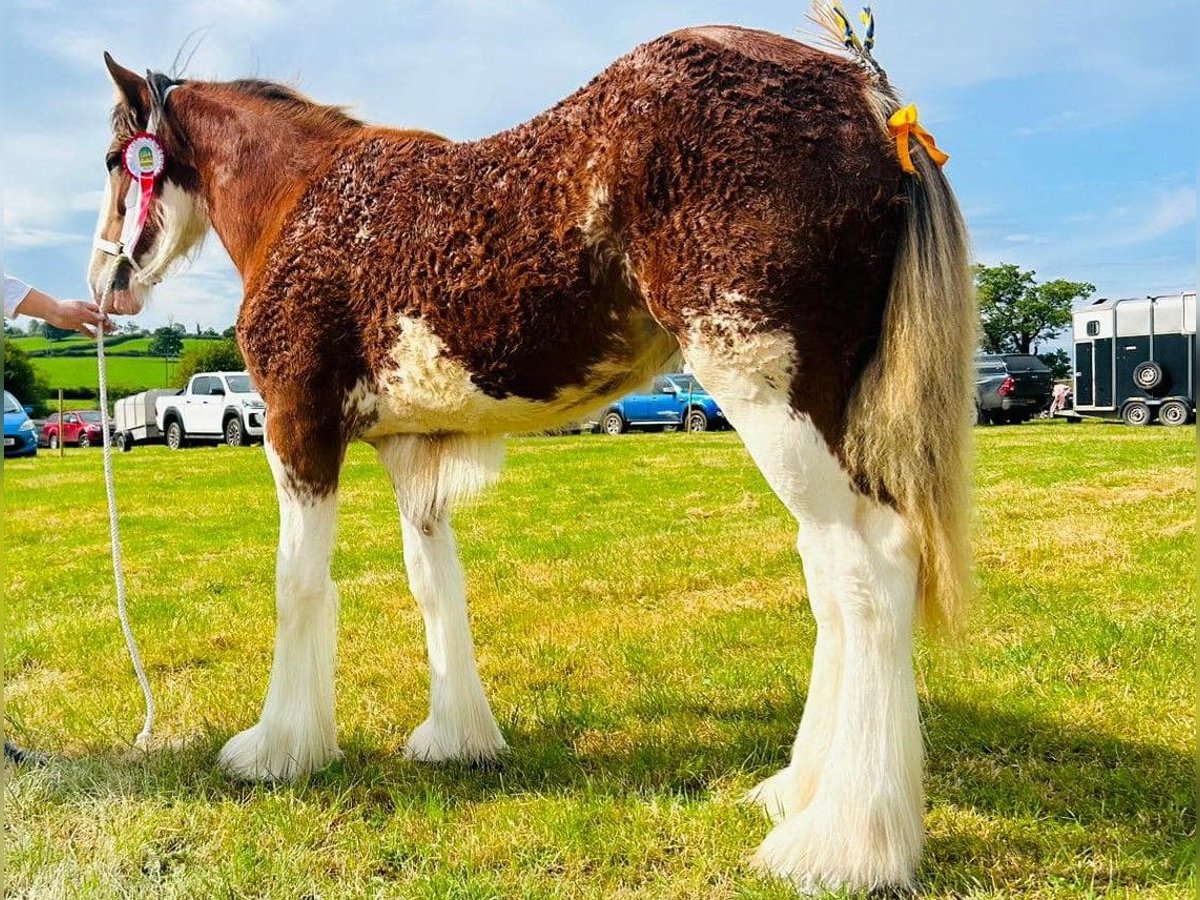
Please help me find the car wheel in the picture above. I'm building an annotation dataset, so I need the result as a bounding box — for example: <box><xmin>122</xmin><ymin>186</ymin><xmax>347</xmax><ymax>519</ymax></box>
<box><xmin>48</xmin><ymin>433</ymin><xmax>59</xmax><ymax>449</ymax></box>
<box><xmin>1158</xmin><ymin>399</ymin><xmax>1191</xmax><ymax>427</ymax></box>
<box><xmin>975</xmin><ymin>406</ymin><xmax>989</xmax><ymax>425</ymax></box>
<box><xmin>602</xmin><ymin>411</ymin><xmax>625</xmax><ymax>435</ymax></box>
<box><xmin>224</xmin><ymin>416</ymin><xmax>245</xmax><ymax>447</ymax></box>
<box><xmin>686</xmin><ymin>409</ymin><xmax>709</xmax><ymax>432</ymax></box>
<box><xmin>78</xmin><ymin>432</ymin><xmax>90</xmax><ymax>448</ymax></box>
<box><xmin>166</xmin><ymin>420</ymin><xmax>185</xmax><ymax>449</ymax></box>
<box><xmin>1132</xmin><ymin>361</ymin><xmax>1165</xmax><ymax>392</ymax></box>
<box><xmin>1121</xmin><ymin>400</ymin><xmax>1152</xmax><ymax>426</ymax></box>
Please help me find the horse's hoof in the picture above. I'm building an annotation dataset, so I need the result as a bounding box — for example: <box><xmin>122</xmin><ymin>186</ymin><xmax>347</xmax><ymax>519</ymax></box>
<box><xmin>752</xmin><ymin>803</ymin><xmax>919</xmax><ymax>895</ymax></box>
<box><xmin>404</xmin><ymin>715</ymin><xmax>507</xmax><ymax>764</ymax></box>
<box><xmin>218</xmin><ymin>723</ymin><xmax>340</xmax><ymax>782</ymax></box>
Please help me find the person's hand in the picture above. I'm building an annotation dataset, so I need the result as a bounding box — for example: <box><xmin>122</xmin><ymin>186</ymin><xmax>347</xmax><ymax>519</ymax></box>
<box><xmin>46</xmin><ymin>299</ymin><xmax>116</xmax><ymax>337</ymax></box>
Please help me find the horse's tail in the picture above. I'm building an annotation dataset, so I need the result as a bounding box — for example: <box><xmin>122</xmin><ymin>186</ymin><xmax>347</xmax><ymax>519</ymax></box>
<box><xmin>841</xmin><ymin>81</ymin><xmax>976</xmax><ymax>635</ymax></box>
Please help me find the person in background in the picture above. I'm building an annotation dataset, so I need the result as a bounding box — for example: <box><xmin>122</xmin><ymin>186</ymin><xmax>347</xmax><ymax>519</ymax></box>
<box><xmin>1048</xmin><ymin>381</ymin><xmax>1072</xmax><ymax>417</ymax></box>
<box><xmin>4</xmin><ymin>274</ymin><xmax>112</xmax><ymax>765</ymax></box>
<box><xmin>5</xmin><ymin>274</ymin><xmax>111</xmax><ymax>336</ymax></box>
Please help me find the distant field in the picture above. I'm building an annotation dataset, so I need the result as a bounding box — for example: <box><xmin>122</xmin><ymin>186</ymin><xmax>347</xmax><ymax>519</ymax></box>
<box><xmin>7</xmin><ymin>335</ymin><xmax>221</xmax><ymax>391</ymax></box>
<box><xmin>4</xmin><ymin>423</ymin><xmax>1193</xmax><ymax>898</ymax></box>
<box><xmin>27</xmin><ymin>354</ymin><xmax>179</xmax><ymax>392</ymax></box>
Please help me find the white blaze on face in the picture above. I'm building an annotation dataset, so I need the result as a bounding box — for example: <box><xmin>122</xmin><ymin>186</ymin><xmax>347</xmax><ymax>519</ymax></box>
<box><xmin>87</xmin><ymin>171</ymin><xmax>210</xmax><ymax>313</ymax></box>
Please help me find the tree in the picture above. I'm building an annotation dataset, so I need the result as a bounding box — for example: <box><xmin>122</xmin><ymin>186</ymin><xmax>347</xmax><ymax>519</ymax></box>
<box><xmin>222</xmin><ymin>325</ymin><xmax>237</xmax><ymax>340</ymax></box>
<box><xmin>148</xmin><ymin>326</ymin><xmax>184</xmax><ymax>360</ymax></box>
<box><xmin>43</xmin><ymin>323</ymin><xmax>75</xmax><ymax>342</ymax></box>
<box><xmin>171</xmin><ymin>338</ymin><xmax>246</xmax><ymax>388</ymax></box>
<box><xmin>1038</xmin><ymin>348</ymin><xmax>1072</xmax><ymax>380</ymax></box>
<box><xmin>2</xmin><ymin>342</ymin><xmax>50</xmax><ymax>415</ymax></box>
<box><xmin>974</xmin><ymin>263</ymin><xmax>1094</xmax><ymax>354</ymax></box>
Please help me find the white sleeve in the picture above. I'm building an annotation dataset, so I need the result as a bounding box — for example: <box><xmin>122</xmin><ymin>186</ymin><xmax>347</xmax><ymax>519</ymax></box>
<box><xmin>5</xmin><ymin>274</ymin><xmax>33</xmax><ymax>319</ymax></box>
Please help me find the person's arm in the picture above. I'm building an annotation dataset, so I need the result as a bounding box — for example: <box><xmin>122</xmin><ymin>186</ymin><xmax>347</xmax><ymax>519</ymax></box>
<box><xmin>4</xmin><ymin>276</ymin><xmax>111</xmax><ymax>336</ymax></box>
<box><xmin>4</xmin><ymin>274</ymin><xmax>32</xmax><ymax>319</ymax></box>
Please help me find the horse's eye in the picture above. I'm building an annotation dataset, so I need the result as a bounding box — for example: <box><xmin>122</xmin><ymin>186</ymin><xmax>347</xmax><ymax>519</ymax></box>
<box><xmin>105</xmin><ymin>152</ymin><xmax>121</xmax><ymax>172</ymax></box>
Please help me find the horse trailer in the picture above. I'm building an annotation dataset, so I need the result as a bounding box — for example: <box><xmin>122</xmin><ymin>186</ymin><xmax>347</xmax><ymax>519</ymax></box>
<box><xmin>1072</xmin><ymin>292</ymin><xmax>1196</xmax><ymax>426</ymax></box>
<box><xmin>112</xmin><ymin>388</ymin><xmax>179</xmax><ymax>450</ymax></box>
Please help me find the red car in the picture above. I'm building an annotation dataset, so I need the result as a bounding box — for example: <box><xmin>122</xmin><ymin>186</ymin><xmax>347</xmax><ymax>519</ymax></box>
<box><xmin>41</xmin><ymin>410</ymin><xmax>109</xmax><ymax>448</ymax></box>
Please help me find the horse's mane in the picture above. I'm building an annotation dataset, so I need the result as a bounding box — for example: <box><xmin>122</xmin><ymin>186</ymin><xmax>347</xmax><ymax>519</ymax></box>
<box><xmin>225</xmin><ymin>79</ymin><xmax>364</xmax><ymax>133</ymax></box>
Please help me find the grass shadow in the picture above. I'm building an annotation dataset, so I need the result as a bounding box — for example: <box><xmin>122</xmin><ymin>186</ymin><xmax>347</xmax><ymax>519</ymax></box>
<box><xmin>7</xmin><ymin>685</ymin><xmax>1190</xmax><ymax>900</ymax></box>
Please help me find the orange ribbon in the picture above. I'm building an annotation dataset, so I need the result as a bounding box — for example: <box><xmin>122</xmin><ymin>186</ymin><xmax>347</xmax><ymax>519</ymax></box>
<box><xmin>887</xmin><ymin>104</ymin><xmax>949</xmax><ymax>174</ymax></box>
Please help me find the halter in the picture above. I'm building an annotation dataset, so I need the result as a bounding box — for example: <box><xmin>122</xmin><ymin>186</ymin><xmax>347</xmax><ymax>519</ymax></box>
<box><xmin>93</xmin><ymin>84</ymin><xmax>178</xmax><ymax>279</ymax></box>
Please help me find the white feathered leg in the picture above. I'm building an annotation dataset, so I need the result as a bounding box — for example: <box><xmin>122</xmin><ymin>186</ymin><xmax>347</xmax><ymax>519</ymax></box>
<box><xmin>685</xmin><ymin>321</ymin><xmax>924</xmax><ymax>893</ymax></box>
<box><xmin>375</xmin><ymin>434</ymin><xmax>506</xmax><ymax>763</ymax></box>
<box><xmin>219</xmin><ymin>441</ymin><xmax>342</xmax><ymax>781</ymax></box>
<box><xmin>398</xmin><ymin>512</ymin><xmax>506</xmax><ymax>762</ymax></box>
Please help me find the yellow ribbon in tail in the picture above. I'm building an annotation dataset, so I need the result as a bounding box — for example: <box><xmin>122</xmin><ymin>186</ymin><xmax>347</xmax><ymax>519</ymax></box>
<box><xmin>887</xmin><ymin>104</ymin><xmax>949</xmax><ymax>174</ymax></box>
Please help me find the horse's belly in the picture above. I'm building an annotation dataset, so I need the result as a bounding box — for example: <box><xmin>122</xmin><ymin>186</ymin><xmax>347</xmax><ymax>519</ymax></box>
<box><xmin>353</xmin><ymin>315</ymin><xmax>678</xmax><ymax>438</ymax></box>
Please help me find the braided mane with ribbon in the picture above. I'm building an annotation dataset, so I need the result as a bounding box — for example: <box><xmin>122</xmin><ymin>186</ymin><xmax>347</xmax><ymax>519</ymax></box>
<box><xmin>810</xmin><ymin>1</ymin><xmax>950</xmax><ymax>176</ymax></box>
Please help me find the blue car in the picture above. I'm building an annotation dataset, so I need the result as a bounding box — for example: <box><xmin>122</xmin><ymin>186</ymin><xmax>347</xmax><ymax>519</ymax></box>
<box><xmin>4</xmin><ymin>390</ymin><xmax>39</xmax><ymax>457</ymax></box>
<box><xmin>599</xmin><ymin>373</ymin><xmax>728</xmax><ymax>434</ymax></box>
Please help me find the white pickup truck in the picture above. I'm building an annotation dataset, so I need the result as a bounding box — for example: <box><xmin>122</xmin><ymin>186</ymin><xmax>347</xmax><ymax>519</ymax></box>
<box><xmin>153</xmin><ymin>371</ymin><xmax>266</xmax><ymax>449</ymax></box>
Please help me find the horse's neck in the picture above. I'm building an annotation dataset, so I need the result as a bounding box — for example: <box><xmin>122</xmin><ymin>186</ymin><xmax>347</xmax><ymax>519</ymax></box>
<box><xmin>184</xmin><ymin>102</ymin><xmax>335</xmax><ymax>276</ymax></box>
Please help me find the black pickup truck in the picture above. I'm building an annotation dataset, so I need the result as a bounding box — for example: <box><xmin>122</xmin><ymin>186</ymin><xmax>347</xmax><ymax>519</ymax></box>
<box><xmin>975</xmin><ymin>354</ymin><xmax>1054</xmax><ymax>424</ymax></box>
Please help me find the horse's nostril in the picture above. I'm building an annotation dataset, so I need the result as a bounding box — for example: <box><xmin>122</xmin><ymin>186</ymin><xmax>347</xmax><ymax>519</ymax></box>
<box><xmin>112</xmin><ymin>258</ymin><xmax>132</xmax><ymax>291</ymax></box>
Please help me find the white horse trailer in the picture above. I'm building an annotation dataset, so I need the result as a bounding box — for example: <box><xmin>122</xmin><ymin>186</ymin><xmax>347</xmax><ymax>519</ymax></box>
<box><xmin>1072</xmin><ymin>292</ymin><xmax>1196</xmax><ymax>426</ymax></box>
<box><xmin>112</xmin><ymin>389</ymin><xmax>181</xmax><ymax>451</ymax></box>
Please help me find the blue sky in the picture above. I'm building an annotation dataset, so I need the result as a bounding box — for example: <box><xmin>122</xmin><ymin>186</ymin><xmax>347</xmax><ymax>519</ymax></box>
<box><xmin>2</xmin><ymin>0</ymin><xmax>1195</xmax><ymax>331</ymax></box>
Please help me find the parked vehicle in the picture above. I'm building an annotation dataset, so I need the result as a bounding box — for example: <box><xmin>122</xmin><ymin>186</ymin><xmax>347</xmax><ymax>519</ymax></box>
<box><xmin>1071</xmin><ymin>292</ymin><xmax>1196</xmax><ymax>426</ymax></box>
<box><xmin>975</xmin><ymin>354</ymin><xmax>1053</xmax><ymax>425</ymax></box>
<box><xmin>40</xmin><ymin>409</ymin><xmax>111</xmax><ymax>449</ymax></box>
<box><xmin>112</xmin><ymin>388</ymin><xmax>185</xmax><ymax>451</ymax></box>
<box><xmin>3</xmin><ymin>391</ymin><xmax>38</xmax><ymax>457</ymax></box>
<box><xmin>598</xmin><ymin>373</ymin><xmax>728</xmax><ymax>434</ymax></box>
<box><xmin>154</xmin><ymin>372</ymin><xmax>266</xmax><ymax>448</ymax></box>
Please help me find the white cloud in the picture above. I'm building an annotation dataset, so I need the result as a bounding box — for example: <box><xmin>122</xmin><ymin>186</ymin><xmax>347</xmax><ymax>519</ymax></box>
<box><xmin>5</xmin><ymin>227</ymin><xmax>88</xmax><ymax>249</ymax></box>
<box><xmin>1126</xmin><ymin>187</ymin><xmax>1197</xmax><ymax>244</ymax></box>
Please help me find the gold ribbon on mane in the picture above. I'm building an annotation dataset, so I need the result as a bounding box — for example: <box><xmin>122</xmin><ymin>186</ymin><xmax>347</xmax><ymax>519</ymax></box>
<box><xmin>887</xmin><ymin>104</ymin><xmax>949</xmax><ymax>174</ymax></box>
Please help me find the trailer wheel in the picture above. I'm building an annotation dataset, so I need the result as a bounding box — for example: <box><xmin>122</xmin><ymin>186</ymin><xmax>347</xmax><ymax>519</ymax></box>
<box><xmin>1132</xmin><ymin>361</ymin><xmax>1166</xmax><ymax>393</ymax></box>
<box><xmin>1158</xmin><ymin>399</ymin><xmax>1191</xmax><ymax>427</ymax></box>
<box><xmin>118</xmin><ymin>431</ymin><xmax>133</xmax><ymax>452</ymax></box>
<box><xmin>1121</xmin><ymin>400</ymin><xmax>1152</xmax><ymax>426</ymax></box>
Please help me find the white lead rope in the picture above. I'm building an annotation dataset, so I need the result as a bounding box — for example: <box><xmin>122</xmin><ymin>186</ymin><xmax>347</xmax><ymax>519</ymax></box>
<box><xmin>96</xmin><ymin>319</ymin><xmax>155</xmax><ymax>750</ymax></box>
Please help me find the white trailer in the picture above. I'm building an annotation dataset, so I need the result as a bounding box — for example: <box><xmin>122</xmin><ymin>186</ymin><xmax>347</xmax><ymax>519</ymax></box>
<box><xmin>112</xmin><ymin>389</ymin><xmax>181</xmax><ymax>451</ymax></box>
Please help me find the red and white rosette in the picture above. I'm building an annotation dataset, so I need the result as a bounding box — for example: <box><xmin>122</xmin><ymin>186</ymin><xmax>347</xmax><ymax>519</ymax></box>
<box><xmin>120</xmin><ymin>132</ymin><xmax>165</xmax><ymax>249</ymax></box>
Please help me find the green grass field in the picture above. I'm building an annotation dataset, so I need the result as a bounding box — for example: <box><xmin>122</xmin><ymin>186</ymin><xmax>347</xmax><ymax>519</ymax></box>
<box><xmin>8</xmin><ymin>335</ymin><xmax>216</xmax><ymax>392</ymax></box>
<box><xmin>4</xmin><ymin>423</ymin><xmax>1193</xmax><ymax>898</ymax></box>
<box><xmin>24</xmin><ymin>354</ymin><xmax>179</xmax><ymax>393</ymax></box>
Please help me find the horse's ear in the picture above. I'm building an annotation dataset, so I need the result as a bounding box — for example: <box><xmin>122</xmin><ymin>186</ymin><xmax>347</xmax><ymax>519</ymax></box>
<box><xmin>104</xmin><ymin>51</ymin><xmax>149</xmax><ymax>120</ymax></box>
<box><xmin>145</xmin><ymin>71</ymin><xmax>179</xmax><ymax>118</ymax></box>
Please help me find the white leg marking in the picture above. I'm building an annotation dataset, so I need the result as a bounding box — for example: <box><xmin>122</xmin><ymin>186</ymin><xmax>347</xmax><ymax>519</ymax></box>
<box><xmin>219</xmin><ymin>442</ymin><xmax>341</xmax><ymax>781</ymax></box>
<box><xmin>399</xmin><ymin>512</ymin><xmax>506</xmax><ymax>762</ymax></box>
<box><xmin>376</xmin><ymin>435</ymin><xmax>506</xmax><ymax>763</ymax></box>
<box><xmin>686</xmin><ymin>316</ymin><xmax>923</xmax><ymax>892</ymax></box>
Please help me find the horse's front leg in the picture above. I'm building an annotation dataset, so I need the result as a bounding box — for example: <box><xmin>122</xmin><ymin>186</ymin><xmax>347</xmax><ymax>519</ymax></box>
<box><xmin>220</xmin><ymin>426</ymin><xmax>344</xmax><ymax>781</ymax></box>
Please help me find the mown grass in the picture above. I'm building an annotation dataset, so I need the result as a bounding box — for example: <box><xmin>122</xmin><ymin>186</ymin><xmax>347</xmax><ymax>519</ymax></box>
<box><xmin>4</xmin><ymin>422</ymin><xmax>1193</xmax><ymax>898</ymax></box>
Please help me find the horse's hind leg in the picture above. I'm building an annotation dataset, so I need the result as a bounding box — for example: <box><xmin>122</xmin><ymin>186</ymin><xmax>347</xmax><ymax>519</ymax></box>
<box><xmin>220</xmin><ymin>431</ymin><xmax>343</xmax><ymax>781</ymax></box>
<box><xmin>680</xmin><ymin>315</ymin><xmax>923</xmax><ymax>892</ymax></box>
<box><xmin>376</xmin><ymin>434</ymin><xmax>506</xmax><ymax>763</ymax></box>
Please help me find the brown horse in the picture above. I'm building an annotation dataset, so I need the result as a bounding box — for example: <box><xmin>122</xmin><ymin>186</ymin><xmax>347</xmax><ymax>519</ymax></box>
<box><xmin>89</xmin><ymin>16</ymin><xmax>973</xmax><ymax>893</ymax></box>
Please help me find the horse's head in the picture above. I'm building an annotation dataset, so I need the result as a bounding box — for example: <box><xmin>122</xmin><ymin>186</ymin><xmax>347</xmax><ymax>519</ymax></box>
<box><xmin>89</xmin><ymin>54</ymin><xmax>209</xmax><ymax>316</ymax></box>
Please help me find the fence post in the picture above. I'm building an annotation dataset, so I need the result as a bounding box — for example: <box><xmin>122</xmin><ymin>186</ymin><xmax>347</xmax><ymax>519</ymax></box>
<box><xmin>57</xmin><ymin>389</ymin><xmax>64</xmax><ymax>458</ymax></box>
